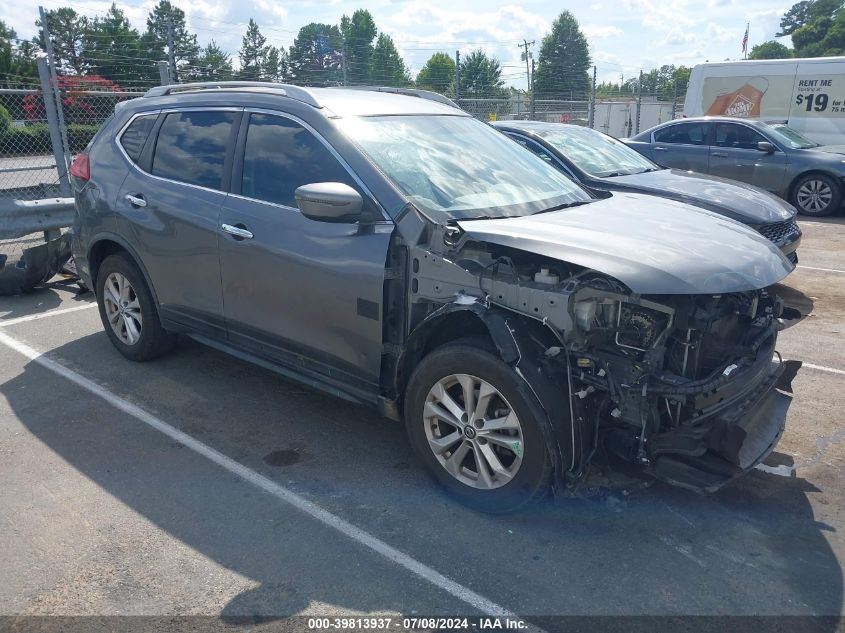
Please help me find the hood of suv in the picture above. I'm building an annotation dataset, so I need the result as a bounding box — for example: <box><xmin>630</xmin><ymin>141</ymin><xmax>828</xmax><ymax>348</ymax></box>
<box><xmin>457</xmin><ymin>192</ymin><xmax>793</xmax><ymax>295</ymax></box>
<box><xmin>814</xmin><ymin>144</ymin><xmax>845</xmax><ymax>156</ymax></box>
<box><xmin>605</xmin><ymin>169</ymin><xmax>796</xmax><ymax>225</ymax></box>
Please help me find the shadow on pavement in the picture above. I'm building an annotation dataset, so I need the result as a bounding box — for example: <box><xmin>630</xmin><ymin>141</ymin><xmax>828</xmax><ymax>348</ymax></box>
<box><xmin>0</xmin><ymin>278</ymin><xmax>91</xmax><ymax>322</ymax></box>
<box><xmin>1</xmin><ymin>331</ymin><xmax>842</xmax><ymax>628</ymax></box>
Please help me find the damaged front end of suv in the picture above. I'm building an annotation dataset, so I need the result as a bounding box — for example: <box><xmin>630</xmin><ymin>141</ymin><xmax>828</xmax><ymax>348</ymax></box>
<box><xmin>392</xmin><ymin>194</ymin><xmax>797</xmax><ymax>494</ymax></box>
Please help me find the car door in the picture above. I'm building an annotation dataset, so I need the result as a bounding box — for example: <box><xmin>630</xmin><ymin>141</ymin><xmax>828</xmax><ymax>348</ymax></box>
<box><xmin>651</xmin><ymin>121</ymin><xmax>711</xmax><ymax>171</ymax></box>
<box><xmin>219</xmin><ymin>110</ymin><xmax>393</xmax><ymax>394</ymax></box>
<box><xmin>708</xmin><ymin>122</ymin><xmax>787</xmax><ymax>193</ymax></box>
<box><xmin>116</xmin><ymin>108</ymin><xmax>239</xmax><ymax>338</ymax></box>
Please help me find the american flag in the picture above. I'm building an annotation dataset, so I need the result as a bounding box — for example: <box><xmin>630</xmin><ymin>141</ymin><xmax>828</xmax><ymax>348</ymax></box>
<box><xmin>742</xmin><ymin>23</ymin><xmax>749</xmax><ymax>56</ymax></box>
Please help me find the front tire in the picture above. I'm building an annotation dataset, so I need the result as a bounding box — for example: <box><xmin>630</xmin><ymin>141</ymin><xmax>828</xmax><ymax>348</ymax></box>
<box><xmin>404</xmin><ymin>343</ymin><xmax>553</xmax><ymax>513</ymax></box>
<box><xmin>792</xmin><ymin>173</ymin><xmax>841</xmax><ymax>217</ymax></box>
<box><xmin>96</xmin><ymin>253</ymin><xmax>175</xmax><ymax>361</ymax></box>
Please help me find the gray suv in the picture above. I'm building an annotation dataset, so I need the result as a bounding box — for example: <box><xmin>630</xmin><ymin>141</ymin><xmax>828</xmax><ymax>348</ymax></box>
<box><xmin>71</xmin><ymin>82</ymin><xmax>796</xmax><ymax>512</ymax></box>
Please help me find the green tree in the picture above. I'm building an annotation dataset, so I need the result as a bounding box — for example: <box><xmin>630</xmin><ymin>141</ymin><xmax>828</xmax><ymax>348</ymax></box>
<box><xmin>749</xmin><ymin>41</ymin><xmax>794</xmax><ymax>59</ymax></box>
<box><xmin>145</xmin><ymin>0</ymin><xmax>200</xmax><ymax>81</ymax></box>
<box><xmin>1</xmin><ymin>21</ymin><xmax>38</xmax><ymax>85</ymax></box>
<box><xmin>459</xmin><ymin>49</ymin><xmax>507</xmax><ymax>98</ymax></box>
<box><xmin>263</xmin><ymin>46</ymin><xmax>288</xmax><ymax>82</ymax></box>
<box><xmin>36</xmin><ymin>8</ymin><xmax>88</xmax><ymax>74</ymax></box>
<box><xmin>340</xmin><ymin>9</ymin><xmax>377</xmax><ymax>84</ymax></box>
<box><xmin>370</xmin><ymin>33</ymin><xmax>410</xmax><ymax>86</ymax></box>
<box><xmin>534</xmin><ymin>10</ymin><xmax>591</xmax><ymax>99</ymax></box>
<box><xmin>777</xmin><ymin>1</ymin><xmax>813</xmax><ymax>35</ymax></box>
<box><xmin>238</xmin><ymin>18</ymin><xmax>269</xmax><ymax>80</ymax></box>
<box><xmin>82</xmin><ymin>3</ymin><xmax>155</xmax><ymax>86</ymax></box>
<box><xmin>194</xmin><ymin>40</ymin><xmax>233</xmax><ymax>80</ymax></box>
<box><xmin>778</xmin><ymin>0</ymin><xmax>845</xmax><ymax>56</ymax></box>
<box><xmin>288</xmin><ymin>23</ymin><xmax>343</xmax><ymax>86</ymax></box>
<box><xmin>415</xmin><ymin>52</ymin><xmax>455</xmax><ymax>94</ymax></box>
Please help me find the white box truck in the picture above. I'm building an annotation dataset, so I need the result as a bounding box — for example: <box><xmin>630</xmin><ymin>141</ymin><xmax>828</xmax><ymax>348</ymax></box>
<box><xmin>684</xmin><ymin>57</ymin><xmax>845</xmax><ymax>145</ymax></box>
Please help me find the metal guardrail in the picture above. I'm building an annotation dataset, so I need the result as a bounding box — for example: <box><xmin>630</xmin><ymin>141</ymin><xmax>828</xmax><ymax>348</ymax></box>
<box><xmin>0</xmin><ymin>197</ymin><xmax>75</xmax><ymax>240</ymax></box>
<box><xmin>0</xmin><ymin>196</ymin><xmax>75</xmax><ymax>295</ymax></box>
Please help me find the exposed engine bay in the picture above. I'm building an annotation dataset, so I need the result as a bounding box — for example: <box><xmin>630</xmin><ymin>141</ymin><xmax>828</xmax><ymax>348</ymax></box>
<box><xmin>400</xmin><ymin>221</ymin><xmax>795</xmax><ymax>493</ymax></box>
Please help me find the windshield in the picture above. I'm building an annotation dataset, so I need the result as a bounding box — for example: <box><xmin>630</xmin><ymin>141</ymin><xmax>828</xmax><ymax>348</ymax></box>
<box><xmin>336</xmin><ymin>115</ymin><xmax>591</xmax><ymax>220</ymax></box>
<box><xmin>766</xmin><ymin>123</ymin><xmax>819</xmax><ymax>149</ymax></box>
<box><xmin>538</xmin><ymin>125</ymin><xmax>659</xmax><ymax>177</ymax></box>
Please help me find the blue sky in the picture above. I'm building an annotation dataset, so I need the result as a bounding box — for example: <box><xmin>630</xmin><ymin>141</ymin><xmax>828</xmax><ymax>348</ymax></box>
<box><xmin>12</xmin><ymin>0</ymin><xmax>794</xmax><ymax>86</ymax></box>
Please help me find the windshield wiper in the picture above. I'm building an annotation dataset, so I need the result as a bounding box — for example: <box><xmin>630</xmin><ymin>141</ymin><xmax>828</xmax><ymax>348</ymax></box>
<box><xmin>531</xmin><ymin>200</ymin><xmax>594</xmax><ymax>215</ymax></box>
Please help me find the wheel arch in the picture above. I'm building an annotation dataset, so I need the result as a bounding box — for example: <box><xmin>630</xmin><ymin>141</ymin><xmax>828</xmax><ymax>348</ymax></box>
<box><xmin>787</xmin><ymin>169</ymin><xmax>843</xmax><ymax>200</ymax></box>
<box><xmin>394</xmin><ymin>301</ymin><xmax>576</xmax><ymax>487</ymax></box>
<box><xmin>87</xmin><ymin>233</ymin><xmax>160</xmax><ymax>307</ymax></box>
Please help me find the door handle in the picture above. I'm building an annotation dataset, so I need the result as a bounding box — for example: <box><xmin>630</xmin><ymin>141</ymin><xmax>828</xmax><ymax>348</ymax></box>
<box><xmin>221</xmin><ymin>223</ymin><xmax>254</xmax><ymax>240</ymax></box>
<box><xmin>712</xmin><ymin>152</ymin><xmax>728</xmax><ymax>158</ymax></box>
<box><xmin>653</xmin><ymin>146</ymin><xmax>667</xmax><ymax>151</ymax></box>
<box><xmin>125</xmin><ymin>193</ymin><xmax>147</xmax><ymax>207</ymax></box>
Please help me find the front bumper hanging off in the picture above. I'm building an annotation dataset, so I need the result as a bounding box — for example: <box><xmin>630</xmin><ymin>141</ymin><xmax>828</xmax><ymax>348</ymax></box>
<box><xmin>649</xmin><ymin>356</ymin><xmax>795</xmax><ymax>492</ymax></box>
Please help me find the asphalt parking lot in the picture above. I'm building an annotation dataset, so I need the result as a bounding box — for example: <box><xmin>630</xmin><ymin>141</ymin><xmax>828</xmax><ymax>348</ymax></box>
<box><xmin>0</xmin><ymin>218</ymin><xmax>843</xmax><ymax>631</ymax></box>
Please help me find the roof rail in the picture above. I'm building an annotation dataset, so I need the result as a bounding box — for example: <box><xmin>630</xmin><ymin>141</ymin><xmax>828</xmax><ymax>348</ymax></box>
<box><xmin>143</xmin><ymin>82</ymin><xmax>321</xmax><ymax>108</ymax></box>
<box><xmin>341</xmin><ymin>86</ymin><xmax>460</xmax><ymax>109</ymax></box>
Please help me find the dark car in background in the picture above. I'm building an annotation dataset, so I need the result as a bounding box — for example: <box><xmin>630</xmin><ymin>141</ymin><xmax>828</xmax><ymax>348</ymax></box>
<box><xmin>493</xmin><ymin>120</ymin><xmax>802</xmax><ymax>262</ymax></box>
<box><xmin>70</xmin><ymin>82</ymin><xmax>795</xmax><ymax>512</ymax></box>
<box><xmin>624</xmin><ymin>116</ymin><xmax>845</xmax><ymax>217</ymax></box>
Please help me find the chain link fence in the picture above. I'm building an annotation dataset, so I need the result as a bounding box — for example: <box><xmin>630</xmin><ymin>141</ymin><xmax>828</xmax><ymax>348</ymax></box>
<box><xmin>456</xmin><ymin>94</ymin><xmax>680</xmax><ymax>137</ymax></box>
<box><xmin>0</xmin><ymin>85</ymin><xmax>143</xmax><ymax>294</ymax></box>
<box><xmin>0</xmin><ymin>88</ymin><xmax>61</xmax><ymax>203</ymax></box>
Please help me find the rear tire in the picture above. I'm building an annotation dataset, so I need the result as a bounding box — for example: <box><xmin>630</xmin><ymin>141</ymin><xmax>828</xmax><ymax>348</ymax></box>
<box><xmin>791</xmin><ymin>173</ymin><xmax>841</xmax><ymax>217</ymax></box>
<box><xmin>96</xmin><ymin>253</ymin><xmax>175</xmax><ymax>361</ymax></box>
<box><xmin>404</xmin><ymin>342</ymin><xmax>553</xmax><ymax>513</ymax></box>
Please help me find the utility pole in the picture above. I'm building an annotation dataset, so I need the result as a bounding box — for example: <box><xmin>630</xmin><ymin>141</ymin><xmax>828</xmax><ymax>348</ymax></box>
<box><xmin>518</xmin><ymin>39</ymin><xmax>534</xmax><ymax>93</ymax></box>
<box><xmin>671</xmin><ymin>79</ymin><xmax>679</xmax><ymax>120</ymax></box>
<box><xmin>157</xmin><ymin>60</ymin><xmax>171</xmax><ymax>85</ymax></box>
<box><xmin>530</xmin><ymin>58</ymin><xmax>536</xmax><ymax>120</ymax></box>
<box><xmin>589</xmin><ymin>65</ymin><xmax>597</xmax><ymax>129</ymax></box>
<box><xmin>635</xmin><ymin>69</ymin><xmax>643</xmax><ymax>134</ymax></box>
<box><xmin>167</xmin><ymin>16</ymin><xmax>177</xmax><ymax>83</ymax></box>
<box><xmin>455</xmin><ymin>50</ymin><xmax>460</xmax><ymax>100</ymax></box>
<box><xmin>38</xmin><ymin>6</ymin><xmax>69</xmax><ymax>171</ymax></box>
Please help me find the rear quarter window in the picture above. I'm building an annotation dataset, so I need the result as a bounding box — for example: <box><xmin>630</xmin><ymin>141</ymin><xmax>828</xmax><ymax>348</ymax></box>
<box><xmin>119</xmin><ymin>114</ymin><xmax>157</xmax><ymax>163</ymax></box>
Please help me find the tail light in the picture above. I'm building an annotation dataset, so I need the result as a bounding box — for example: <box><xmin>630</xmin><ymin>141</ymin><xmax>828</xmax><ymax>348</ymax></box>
<box><xmin>69</xmin><ymin>153</ymin><xmax>90</xmax><ymax>181</ymax></box>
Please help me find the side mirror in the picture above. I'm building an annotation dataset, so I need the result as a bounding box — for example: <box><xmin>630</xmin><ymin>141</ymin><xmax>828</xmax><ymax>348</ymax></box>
<box><xmin>295</xmin><ymin>182</ymin><xmax>362</xmax><ymax>223</ymax></box>
<box><xmin>757</xmin><ymin>141</ymin><xmax>776</xmax><ymax>154</ymax></box>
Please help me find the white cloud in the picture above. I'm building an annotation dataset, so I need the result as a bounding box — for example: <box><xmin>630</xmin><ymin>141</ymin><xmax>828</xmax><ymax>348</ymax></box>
<box><xmin>253</xmin><ymin>0</ymin><xmax>289</xmax><ymax>23</ymax></box>
<box><xmin>583</xmin><ymin>25</ymin><xmax>624</xmax><ymax>39</ymax></box>
<box><xmin>706</xmin><ymin>22</ymin><xmax>738</xmax><ymax>42</ymax></box>
<box><xmin>660</xmin><ymin>28</ymin><xmax>698</xmax><ymax>45</ymax></box>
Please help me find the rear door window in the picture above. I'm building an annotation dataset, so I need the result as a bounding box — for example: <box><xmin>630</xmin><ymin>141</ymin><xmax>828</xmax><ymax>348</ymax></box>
<box><xmin>714</xmin><ymin>123</ymin><xmax>767</xmax><ymax>150</ymax></box>
<box><xmin>654</xmin><ymin>122</ymin><xmax>709</xmax><ymax>145</ymax></box>
<box><xmin>240</xmin><ymin>113</ymin><xmax>357</xmax><ymax>208</ymax></box>
<box><xmin>119</xmin><ymin>114</ymin><xmax>157</xmax><ymax>164</ymax></box>
<box><xmin>151</xmin><ymin>111</ymin><xmax>236</xmax><ymax>190</ymax></box>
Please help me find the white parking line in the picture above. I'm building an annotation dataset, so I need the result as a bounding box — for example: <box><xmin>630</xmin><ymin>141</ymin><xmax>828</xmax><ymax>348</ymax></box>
<box><xmin>802</xmin><ymin>362</ymin><xmax>845</xmax><ymax>377</ymax></box>
<box><xmin>0</xmin><ymin>330</ymin><xmax>522</xmax><ymax>622</ymax></box>
<box><xmin>0</xmin><ymin>303</ymin><xmax>98</xmax><ymax>327</ymax></box>
<box><xmin>797</xmin><ymin>265</ymin><xmax>845</xmax><ymax>275</ymax></box>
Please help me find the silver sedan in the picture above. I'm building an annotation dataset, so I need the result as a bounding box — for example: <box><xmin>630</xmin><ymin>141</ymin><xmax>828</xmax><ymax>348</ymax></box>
<box><xmin>625</xmin><ymin>116</ymin><xmax>845</xmax><ymax>216</ymax></box>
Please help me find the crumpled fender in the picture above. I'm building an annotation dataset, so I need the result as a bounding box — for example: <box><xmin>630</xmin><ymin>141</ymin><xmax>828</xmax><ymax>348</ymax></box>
<box><xmin>401</xmin><ymin>299</ymin><xmax>581</xmax><ymax>489</ymax></box>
